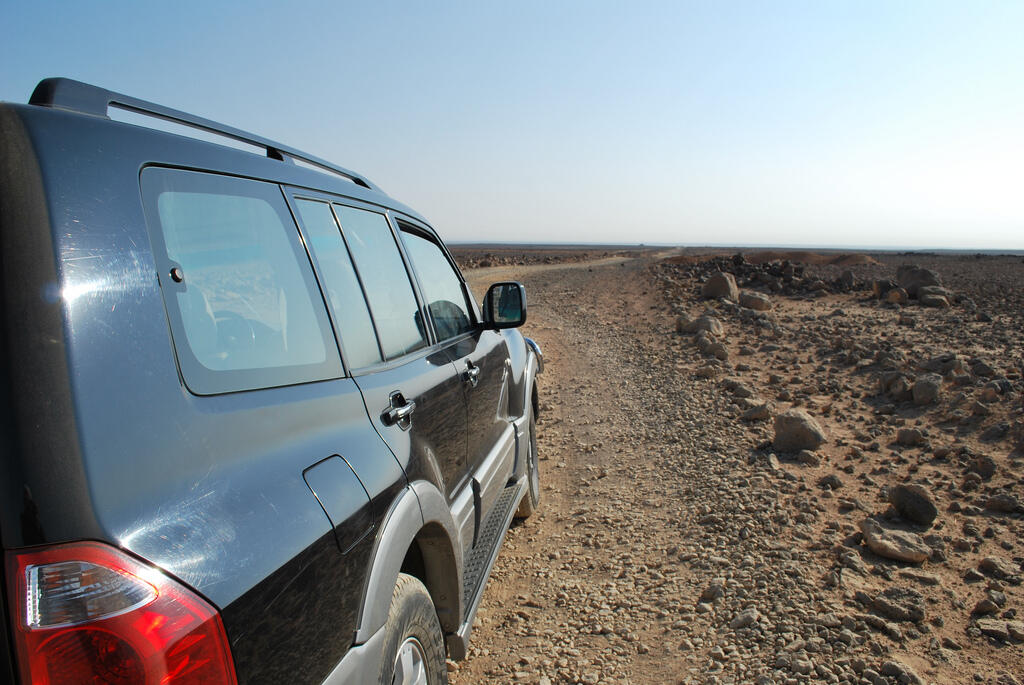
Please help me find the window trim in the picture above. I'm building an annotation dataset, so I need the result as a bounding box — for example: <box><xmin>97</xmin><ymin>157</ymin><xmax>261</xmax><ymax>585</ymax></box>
<box><xmin>140</xmin><ymin>166</ymin><xmax>344</xmax><ymax>395</ymax></box>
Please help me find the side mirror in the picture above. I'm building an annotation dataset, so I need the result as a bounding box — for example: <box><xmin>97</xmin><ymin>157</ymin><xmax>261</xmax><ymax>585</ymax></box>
<box><xmin>482</xmin><ymin>282</ymin><xmax>527</xmax><ymax>329</ymax></box>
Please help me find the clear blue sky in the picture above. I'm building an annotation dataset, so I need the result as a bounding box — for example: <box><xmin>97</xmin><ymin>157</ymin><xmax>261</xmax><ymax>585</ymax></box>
<box><xmin>4</xmin><ymin>1</ymin><xmax>1023</xmax><ymax>249</ymax></box>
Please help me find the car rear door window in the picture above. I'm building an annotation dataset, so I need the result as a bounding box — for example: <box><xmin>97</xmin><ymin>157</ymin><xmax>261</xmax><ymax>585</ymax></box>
<box><xmin>294</xmin><ymin>199</ymin><xmax>383</xmax><ymax>370</ymax></box>
<box><xmin>398</xmin><ymin>227</ymin><xmax>475</xmax><ymax>341</ymax></box>
<box><xmin>141</xmin><ymin>168</ymin><xmax>342</xmax><ymax>394</ymax></box>
<box><xmin>333</xmin><ymin>206</ymin><xmax>427</xmax><ymax>360</ymax></box>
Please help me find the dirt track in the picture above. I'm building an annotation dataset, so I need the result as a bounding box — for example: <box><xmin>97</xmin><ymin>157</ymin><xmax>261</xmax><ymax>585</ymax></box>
<box><xmin>460</xmin><ymin>254</ymin><xmax>695</xmax><ymax>684</ymax></box>
<box><xmin>452</xmin><ymin>253</ymin><xmax>1023</xmax><ymax>685</ymax></box>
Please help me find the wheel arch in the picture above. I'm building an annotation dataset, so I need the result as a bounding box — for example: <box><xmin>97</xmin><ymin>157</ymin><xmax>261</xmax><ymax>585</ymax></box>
<box><xmin>406</xmin><ymin>480</ymin><xmax>463</xmax><ymax>634</ymax></box>
<box><xmin>509</xmin><ymin>345</ymin><xmax>541</xmax><ymax>482</ymax></box>
<box><xmin>354</xmin><ymin>482</ymin><xmax>463</xmax><ymax>645</ymax></box>
<box><xmin>514</xmin><ymin>342</ymin><xmax>541</xmax><ymax>421</ymax></box>
<box><xmin>401</xmin><ymin>521</ymin><xmax>461</xmax><ymax>633</ymax></box>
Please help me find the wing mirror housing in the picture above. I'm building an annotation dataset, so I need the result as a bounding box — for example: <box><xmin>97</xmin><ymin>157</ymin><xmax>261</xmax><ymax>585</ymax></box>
<box><xmin>482</xmin><ymin>282</ymin><xmax>527</xmax><ymax>329</ymax></box>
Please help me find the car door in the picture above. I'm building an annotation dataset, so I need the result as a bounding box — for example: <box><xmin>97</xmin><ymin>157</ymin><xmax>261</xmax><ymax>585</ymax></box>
<box><xmin>395</xmin><ymin>221</ymin><xmax>516</xmax><ymax>536</ymax></box>
<box><xmin>295</xmin><ymin>200</ymin><xmax>469</xmax><ymax>505</ymax></box>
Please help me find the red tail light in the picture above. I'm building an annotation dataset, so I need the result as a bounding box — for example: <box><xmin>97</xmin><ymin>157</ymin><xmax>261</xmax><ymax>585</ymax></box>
<box><xmin>6</xmin><ymin>541</ymin><xmax>237</xmax><ymax>685</ymax></box>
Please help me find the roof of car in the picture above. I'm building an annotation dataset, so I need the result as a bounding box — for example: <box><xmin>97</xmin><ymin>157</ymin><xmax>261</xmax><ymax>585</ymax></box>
<box><xmin>29</xmin><ymin>77</ymin><xmax>383</xmax><ymax>192</ymax></box>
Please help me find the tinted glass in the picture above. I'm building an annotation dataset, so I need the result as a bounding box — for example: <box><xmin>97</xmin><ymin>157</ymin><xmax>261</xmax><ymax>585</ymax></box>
<box><xmin>141</xmin><ymin>169</ymin><xmax>341</xmax><ymax>394</ymax></box>
<box><xmin>295</xmin><ymin>199</ymin><xmax>383</xmax><ymax>369</ymax></box>
<box><xmin>334</xmin><ymin>206</ymin><xmax>426</xmax><ymax>359</ymax></box>
<box><xmin>400</xmin><ymin>229</ymin><xmax>474</xmax><ymax>341</ymax></box>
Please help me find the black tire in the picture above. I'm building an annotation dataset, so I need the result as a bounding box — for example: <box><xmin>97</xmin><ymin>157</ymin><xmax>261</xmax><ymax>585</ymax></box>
<box><xmin>514</xmin><ymin>412</ymin><xmax>540</xmax><ymax>519</ymax></box>
<box><xmin>378</xmin><ymin>573</ymin><xmax>448</xmax><ymax>685</ymax></box>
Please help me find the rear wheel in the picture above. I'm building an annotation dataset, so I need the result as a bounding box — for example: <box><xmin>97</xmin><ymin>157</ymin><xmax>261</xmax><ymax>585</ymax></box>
<box><xmin>379</xmin><ymin>574</ymin><xmax>448</xmax><ymax>685</ymax></box>
<box><xmin>515</xmin><ymin>412</ymin><xmax>540</xmax><ymax>519</ymax></box>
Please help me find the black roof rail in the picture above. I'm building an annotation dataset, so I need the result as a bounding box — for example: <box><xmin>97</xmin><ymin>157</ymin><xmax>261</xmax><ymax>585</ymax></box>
<box><xmin>29</xmin><ymin>77</ymin><xmax>379</xmax><ymax>191</ymax></box>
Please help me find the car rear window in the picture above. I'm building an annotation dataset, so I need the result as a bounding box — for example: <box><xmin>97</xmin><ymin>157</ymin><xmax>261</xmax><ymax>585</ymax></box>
<box><xmin>141</xmin><ymin>168</ymin><xmax>342</xmax><ymax>394</ymax></box>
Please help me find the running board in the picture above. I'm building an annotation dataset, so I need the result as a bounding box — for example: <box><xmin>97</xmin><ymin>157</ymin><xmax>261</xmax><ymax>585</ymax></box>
<box><xmin>446</xmin><ymin>478</ymin><xmax>526</xmax><ymax>660</ymax></box>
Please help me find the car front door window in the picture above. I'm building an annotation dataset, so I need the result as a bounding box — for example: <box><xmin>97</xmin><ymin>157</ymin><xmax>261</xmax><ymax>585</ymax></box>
<box><xmin>398</xmin><ymin>226</ymin><xmax>474</xmax><ymax>342</ymax></box>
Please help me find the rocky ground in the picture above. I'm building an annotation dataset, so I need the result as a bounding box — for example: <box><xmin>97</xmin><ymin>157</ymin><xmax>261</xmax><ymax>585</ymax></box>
<box><xmin>450</xmin><ymin>245</ymin><xmax>641</xmax><ymax>269</ymax></box>
<box><xmin>450</xmin><ymin>249</ymin><xmax>1023</xmax><ymax>685</ymax></box>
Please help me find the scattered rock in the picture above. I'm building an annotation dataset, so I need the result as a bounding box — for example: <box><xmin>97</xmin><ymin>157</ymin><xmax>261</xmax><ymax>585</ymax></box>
<box><xmin>888</xmin><ymin>483</ymin><xmax>938</xmax><ymax>526</ymax></box>
<box><xmin>964</xmin><ymin>568</ymin><xmax>985</xmax><ymax>583</ymax></box>
<box><xmin>880</xmin><ymin>372</ymin><xmax>914</xmax><ymax>401</ymax></box>
<box><xmin>941</xmin><ymin>636</ymin><xmax>962</xmax><ymax>650</ymax></box>
<box><xmin>976</xmin><ymin>618</ymin><xmax>1011</xmax><ymax>642</ymax></box>
<box><xmin>741</xmin><ymin>402</ymin><xmax>774</xmax><ymax>421</ymax></box>
<box><xmin>920</xmin><ymin>353</ymin><xmax>962</xmax><ymax>375</ymax></box>
<box><xmin>970</xmin><ymin>358</ymin><xmax>997</xmax><ymax>377</ymax></box>
<box><xmin>694</xmin><ymin>364</ymin><xmax>720</xmax><ymax>378</ymax></box>
<box><xmin>773</xmin><ymin>409</ymin><xmax>827</xmax><ymax>453</ymax></box>
<box><xmin>682</xmin><ymin>315</ymin><xmax>724</xmax><ymax>337</ymax></box>
<box><xmin>898</xmin><ymin>569</ymin><xmax>940</xmax><ymax>586</ymax></box>
<box><xmin>911</xmin><ymin>374</ymin><xmax>942</xmax><ymax>405</ymax></box>
<box><xmin>885</xmin><ymin>287</ymin><xmax>909</xmax><ymax>305</ymax></box>
<box><xmin>706</xmin><ymin>342</ymin><xmax>729</xmax><ymax>360</ymax></box>
<box><xmin>880</xmin><ymin>660</ymin><xmax>925</xmax><ymax>685</ymax></box>
<box><xmin>1008</xmin><ymin>622</ymin><xmax>1024</xmax><ymax>642</ymax></box>
<box><xmin>857</xmin><ymin>613</ymin><xmax>904</xmax><ymax>640</ymax></box>
<box><xmin>896</xmin><ymin>428</ymin><xmax>925</xmax><ymax>447</ymax></box>
<box><xmin>872</xmin><ymin>587</ymin><xmax>926</xmax><ymax>622</ymax></box>
<box><xmin>859</xmin><ymin>518</ymin><xmax>931</xmax><ymax>563</ymax></box>
<box><xmin>873</xmin><ymin>279</ymin><xmax>898</xmax><ymax>298</ymax></box>
<box><xmin>701</xmin><ymin>271</ymin><xmax>739</xmax><ymax>301</ymax></box>
<box><xmin>738</xmin><ymin>291</ymin><xmax>771</xmax><ymax>311</ymax></box>
<box><xmin>984</xmin><ymin>493</ymin><xmax>1020</xmax><ymax>513</ymax></box>
<box><xmin>796</xmin><ymin>449</ymin><xmax>821</xmax><ymax>466</ymax></box>
<box><xmin>979</xmin><ymin>557</ymin><xmax>1020</xmax><ymax>581</ymax></box>
<box><xmin>919</xmin><ymin>285</ymin><xmax>954</xmax><ymax>300</ymax></box>
<box><xmin>819</xmin><ymin>473</ymin><xmax>843</xmax><ymax>490</ymax></box>
<box><xmin>728</xmin><ymin>607</ymin><xmax>760</xmax><ymax>629</ymax></box>
<box><xmin>920</xmin><ymin>293</ymin><xmax>951</xmax><ymax>308</ymax></box>
<box><xmin>980</xmin><ymin>421</ymin><xmax>1010</xmax><ymax>441</ymax></box>
<box><xmin>896</xmin><ymin>265</ymin><xmax>941</xmax><ymax>297</ymax></box>
<box><xmin>700</xmin><ymin>579</ymin><xmax>725</xmax><ymax>603</ymax></box>
<box><xmin>724</xmin><ymin>379</ymin><xmax>755</xmax><ymax>397</ymax></box>
<box><xmin>968</xmin><ymin>455</ymin><xmax>997</xmax><ymax>480</ymax></box>
<box><xmin>973</xmin><ymin>598</ymin><xmax>1000</xmax><ymax>615</ymax></box>
<box><xmin>839</xmin><ymin>550</ymin><xmax>869</xmax><ymax>575</ymax></box>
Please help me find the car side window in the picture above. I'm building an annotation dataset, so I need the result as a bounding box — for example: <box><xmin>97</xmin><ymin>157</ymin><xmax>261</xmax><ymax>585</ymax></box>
<box><xmin>333</xmin><ymin>206</ymin><xmax>427</xmax><ymax>360</ymax></box>
<box><xmin>141</xmin><ymin>168</ymin><xmax>342</xmax><ymax>394</ymax></box>
<box><xmin>294</xmin><ymin>199</ymin><xmax>383</xmax><ymax>370</ymax></box>
<box><xmin>398</xmin><ymin>226</ymin><xmax>475</xmax><ymax>342</ymax></box>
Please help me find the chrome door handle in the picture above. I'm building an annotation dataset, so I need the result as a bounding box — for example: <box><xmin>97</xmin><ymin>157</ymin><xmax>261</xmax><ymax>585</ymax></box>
<box><xmin>463</xmin><ymin>363</ymin><xmax>481</xmax><ymax>388</ymax></box>
<box><xmin>382</xmin><ymin>394</ymin><xmax>416</xmax><ymax>428</ymax></box>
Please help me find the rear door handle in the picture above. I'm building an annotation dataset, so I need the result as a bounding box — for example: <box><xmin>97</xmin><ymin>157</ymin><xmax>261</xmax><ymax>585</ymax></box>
<box><xmin>382</xmin><ymin>392</ymin><xmax>416</xmax><ymax>429</ymax></box>
<box><xmin>463</xmin><ymin>362</ymin><xmax>481</xmax><ymax>388</ymax></box>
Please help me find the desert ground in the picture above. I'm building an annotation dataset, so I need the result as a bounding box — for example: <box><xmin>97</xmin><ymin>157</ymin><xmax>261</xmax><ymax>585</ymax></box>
<box><xmin>448</xmin><ymin>246</ymin><xmax>1024</xmax><ymax>685</ymax></box>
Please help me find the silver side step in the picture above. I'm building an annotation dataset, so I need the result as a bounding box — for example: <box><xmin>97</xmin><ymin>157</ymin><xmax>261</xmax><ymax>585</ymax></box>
<box><xmin>445</xmin><ymin>477</ymin><xmax>526</xmax><ymax>660</ymax></box>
